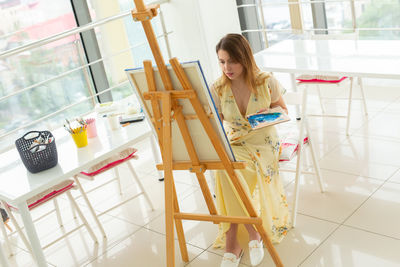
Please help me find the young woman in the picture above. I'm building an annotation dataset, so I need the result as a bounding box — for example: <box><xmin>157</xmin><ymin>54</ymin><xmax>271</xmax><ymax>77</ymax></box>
<box><xmin>211</xmin><ymin>33</ymin><xmax>291</xmax><ymax>267</ymax></box>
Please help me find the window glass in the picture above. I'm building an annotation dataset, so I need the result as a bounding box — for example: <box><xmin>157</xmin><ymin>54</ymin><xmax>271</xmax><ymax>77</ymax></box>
<box><xmin>0</xmin><ymin>0</ymin><xmax>93</xmax><ymax>150</ymax></box>
<box><xmin>239</xmin><ymin>0</ymin><xmax>400</xmax><ymax>48</ymax></box>
<box><xmin>325</xmin><ymin>1</ymin><xmax>353</xmax><ymax>32</ymax></box>
<box><xmin>356</xmin><ymin>0</ymin><xmax>400</xmax><ymax>39</ymax></box>
<box><xmin>86</xmin><ymin>0</ymin><xmax>168</xmax><ymax>101</ymax></box>
<box><xmin>301</xmin><ymin>2</ymin><xmax>314</xmax><ymax>32</ymax></box>
<box><xmin>261</xmin><ymin>2</ymin><xmax>292</xmax><ymax>46</ymax></box>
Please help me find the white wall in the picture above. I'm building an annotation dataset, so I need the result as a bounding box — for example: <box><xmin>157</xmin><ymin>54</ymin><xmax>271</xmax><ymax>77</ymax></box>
<box><xmin>162</xmin><ymin>0</ymin><xmax>241</xmax><ymax>85</ymax></box>
<box><xmin>92</xmin><ymin>0</ymin><xmax>134</xmax><ymax>83</ymax></box>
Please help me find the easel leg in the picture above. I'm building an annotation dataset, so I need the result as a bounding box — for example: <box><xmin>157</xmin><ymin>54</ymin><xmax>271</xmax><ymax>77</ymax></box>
<box><xmin>162</xmin><ymin>93</ymin><xmax>175</xmax><ymax>267</ymax></box>
<box><xmin>194</xmin><ymin>173</ymin><xmax>217</xmax><ymax>215</ymax></box>
<box><xmin>254</xmin><ymin>223</ymin><xmax>284</xmax><ymax>267</ymax></box>
<box><xmin>172</xmin><ymin>183</ymin><xmax>189</xmax><ymax>262</ymax></box>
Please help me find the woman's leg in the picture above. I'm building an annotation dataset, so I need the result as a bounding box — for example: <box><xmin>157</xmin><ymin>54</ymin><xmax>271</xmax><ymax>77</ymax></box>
<box><xmin>244</xmin><ymin>224</ymin><xmax>261</xmax><ymax>241</ymax></box>
<box><xmin>225</xmin><ymin>223</ymin><xmax>242</xmax><ymax>257</ymax></box>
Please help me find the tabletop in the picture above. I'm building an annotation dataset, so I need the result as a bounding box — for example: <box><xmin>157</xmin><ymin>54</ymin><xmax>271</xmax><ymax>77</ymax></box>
<box><xmin>254</xmin><ymin>39</ymin><xmax>400</xmax><ymax>79</ymax></box>
<box><xmin>0</xmin><ymin>117</ymin><xmax>153</xmax><ymax>205</ymax></box>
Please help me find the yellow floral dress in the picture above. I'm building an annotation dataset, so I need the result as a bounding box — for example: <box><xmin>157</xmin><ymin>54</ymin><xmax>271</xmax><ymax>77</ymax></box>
<box><xmin>212</xmin><ymin>72</ymin><xmax>291</xmax><ymax>249</ymax></box>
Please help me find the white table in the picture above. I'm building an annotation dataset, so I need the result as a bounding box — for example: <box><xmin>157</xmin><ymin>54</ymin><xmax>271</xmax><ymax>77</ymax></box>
<box><xmin>254</xmin><ymin>39</ymin><xmax>400</xmax><ymax>120</ymax></box>
<box><xmin>254</xmin><ymin>39</ymin><xmax>400</xmax><ymax>79</ymax></box>
<box><xmin>254</xmin><ymin>39</ymin><xmax>400</xmax><ymax>225</ymax></box>
<box><xmin>0</xmin><ymin>118</ymin><xmax>157</xmax><ymax>267</ymax></box>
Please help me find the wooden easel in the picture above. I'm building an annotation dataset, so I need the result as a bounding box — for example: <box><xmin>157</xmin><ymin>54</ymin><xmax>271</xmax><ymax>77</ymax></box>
<box><xmin>130</xmin><ymin>1</ymin><xmax>283</xmax><ymax>266</ymax></box>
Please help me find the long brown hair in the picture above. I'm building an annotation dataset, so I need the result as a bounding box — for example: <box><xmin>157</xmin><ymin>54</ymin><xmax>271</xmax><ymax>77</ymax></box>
<box><xmin>215</xmin><ymin>33</ymin><xmax>262</xmax><ymax>93</ymax></box>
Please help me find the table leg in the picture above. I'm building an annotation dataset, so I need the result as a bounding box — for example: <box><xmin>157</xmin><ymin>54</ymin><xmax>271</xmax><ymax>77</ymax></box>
<box><xmin>16</xmin><ymin>202</ymin><xmax>48</xmax><ymax>267</ymax></box>
<box><xmin>150</xmin><ymin>134</ymin><xmax>164</xmax><ymax>181</ymax></box>
<box><xmin>0</xmin><ymin>242</ymin><xmax>10</xmax><ymax>267</ymax></box>
<box><xmin>290</xmin><ymin>73</ymin><xmax>301</xmax><ymax>119</ymax></box>
<box><xmin>291</xmin><ymin>86</ymin><xmax>308</xmax><ymax>227</ymax></box>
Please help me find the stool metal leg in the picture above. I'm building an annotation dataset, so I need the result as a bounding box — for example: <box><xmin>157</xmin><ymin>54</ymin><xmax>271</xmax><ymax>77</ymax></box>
<box><xmin>305</xmin><ymin>121</ymin><xmax>325</xmax><ymax>193</ymax></box>
<box><xmin>0</xmin><ymin>218</ymin><xmax>13</xmax><ymax>256</ymax></box>
<box><xmin>316</xmin><ymin>84</ymin><xmax>325</xmax><ymax>114</ymax></box>
<box><xmin>65</xmin><ymin>191</ymin><xmax>98</xmax><ymax>244</ymax></box>
<box><xmin>291</xmin><ymin>73</ymin><xmax>301</xmax><ymax>119</ymax></box>
<box><xmin>70</xmin><ymin>203</ymin><xmax>77</xmax><ymax>219</ymax></box>
<box><xmin>1</xmin><ymin>202</ymin><xmax>32</xmax><ymax>254</ymax></box>
<box><xmin>346</xmin><ymin>78</ymin><xmax>354</xmax><ymax>136</ymax></box>
<box><xmin>53</xmin><ymin>199</ymin><xmax>63</xmax><ymax>227</ymax></box>
<box><xmin>292</xmin><ymin>86</ymin><xmax>308</xmax><ymax>227</ymax></box>
<box><xmin>114</xmin><ymin>167</ymin><xmax>123</xmax><ymax>196</ymax></box>
<box><xmin>73</xmin><ymin>176</ymin><xmax>107</xmax><ymax>238</ymax></box>
<box><xmin>358</xmin><ymin>77</ymin><xmax>368</xmax><ymax>116</ymax></box>
<box><xmin>127</xmin><ymin>161</ymin><xmax>155</xmax><ymax>210</ymax></box>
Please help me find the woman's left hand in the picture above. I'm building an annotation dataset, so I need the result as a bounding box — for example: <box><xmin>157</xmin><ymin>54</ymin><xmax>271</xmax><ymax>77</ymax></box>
<box><xmin>257</xmin><ymin>108</ymin><xmax>269</xmax><ymax>114</ymax></box>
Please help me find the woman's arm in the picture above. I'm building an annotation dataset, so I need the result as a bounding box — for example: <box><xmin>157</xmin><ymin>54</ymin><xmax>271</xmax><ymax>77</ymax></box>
<box><xmin>270</xmin><ymin>95</ymin><xmax>288</xmax><ymax>115</ymax></box>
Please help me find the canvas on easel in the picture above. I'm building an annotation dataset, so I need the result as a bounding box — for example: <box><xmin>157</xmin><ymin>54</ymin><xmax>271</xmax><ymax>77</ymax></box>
<box><xmin>127</xmin><ymin>1</ymin><xmax>283</xmax><ymax>266</ymax></box>
<box><xmin>126</xmin><ymin>61</ymin><xmax>236</xmax><ymax>162</ymax></box>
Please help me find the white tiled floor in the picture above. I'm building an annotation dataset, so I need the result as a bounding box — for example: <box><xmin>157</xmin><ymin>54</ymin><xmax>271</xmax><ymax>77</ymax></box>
<box><xmin>2</xmin><ymin>80</ymin><xmax>400</xmax><ymax>266</ymax></box>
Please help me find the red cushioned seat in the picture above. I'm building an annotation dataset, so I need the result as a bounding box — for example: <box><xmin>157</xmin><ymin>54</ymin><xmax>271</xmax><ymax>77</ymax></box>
<box><xmin>28</xmin><ymin>182</ymin><xmax>74</xmax><ymax>210</ymax></box>
<box><xmin>296</xmin><ymin>75</ymin><xmax>347</xmax><ymax>83</ymax></box>
<box><xmin>8</xmin><ymin>180</ymin><xmax>75</xmax><ymax>211</ymax></box>
<box><xmin>2</xmin><ymin>178</ymin><xmax>98</xmax><ymax>256</ymax></box>
<box><xmin>297</xmin><ymin>77</ymin><xmax>347</xmax><ymax>83</ymax></box>
<box><xmin>279</xmin><ymin>137</ymin><xmax>309</xmax><ymax>162</ymax></box>
<box><xmin>80</xmin><ymin>148</ymin><xmax>137</xmax><ymax>177</ymax></box>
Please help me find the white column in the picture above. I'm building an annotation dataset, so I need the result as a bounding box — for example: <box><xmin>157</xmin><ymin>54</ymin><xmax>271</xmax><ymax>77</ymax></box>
<box><xmin>91</xmin><ymin>0</ymin><xmax>135</xmax><ymax>83</ymax></box>
<box><xmin>162</xmin><ymin>0</ymin><xmax>241</xmax><ymax>83</ymax></box>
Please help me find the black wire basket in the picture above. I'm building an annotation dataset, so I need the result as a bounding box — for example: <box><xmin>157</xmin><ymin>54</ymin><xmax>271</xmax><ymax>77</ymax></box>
<box><xmin>15</xmin><ymin>131</ymin><xmax>58</xmax><ymax>173</ymax></box>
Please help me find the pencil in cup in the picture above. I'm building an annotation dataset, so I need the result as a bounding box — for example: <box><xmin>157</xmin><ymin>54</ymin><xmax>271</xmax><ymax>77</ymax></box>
<box><xmin>85</xmin><ymin>118</ymin><xmax>97</xmax><ymax>138</ymax></box>
<box><xmin>71</xmin><ymin>127</ymin><xmax>88</xmax><ymax>148</ymax></box>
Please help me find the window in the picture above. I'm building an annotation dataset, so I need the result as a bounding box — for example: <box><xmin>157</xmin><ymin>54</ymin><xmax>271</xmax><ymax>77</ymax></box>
<box><xmin>0</xmin><ymin>0</ymin><xmax>93</xmax><ymax>149</ymax></box>
<box><xmin>236</xmin><ymin>0</ymin><xmax>400</xmax><ymax>48</ymax></box>
<box><xmin>261</xmin><ymin>0</ymin><xmax>293</xmax><ymax>46</ymax></box>
<box><xmin>0</xmin><ymin>0</ymin><xmax>170</xmax><ymax>151</ymax></box>
<box><xmin>356</xmin><ymin>0</ymin><xmax>400</xmax><ymax>39</ymax></box>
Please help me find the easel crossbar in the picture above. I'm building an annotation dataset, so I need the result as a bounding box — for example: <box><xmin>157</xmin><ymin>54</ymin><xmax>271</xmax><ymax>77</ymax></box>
<box><xmin>143</xmin><ymin>90</ymin><xmax>196</xmax><ymax>100</ymax></box>
<box><xmin>156</xmin><ymin>161</ymin><xmax>246</xmax><ymax>171</ymax></box>
<box><xmin>175</xmin><ymin>212</ymin><xmax>262</xmax><ymax>225</ymax></box>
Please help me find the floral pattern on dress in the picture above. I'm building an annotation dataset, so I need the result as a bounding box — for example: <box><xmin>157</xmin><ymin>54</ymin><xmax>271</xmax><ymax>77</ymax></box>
<box><xmin>212</xmin><ymin>72</ymin><xmax>291</xmax><ymax>249</ymax></box>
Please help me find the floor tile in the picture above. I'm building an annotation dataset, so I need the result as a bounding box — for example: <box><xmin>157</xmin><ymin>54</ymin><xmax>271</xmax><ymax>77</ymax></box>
<box><xmin>209</xmin><ymin>214</ymin><xmax>338</xmax><ymax>267</ymax></box>
<box><xmin>42</xmin><ymin>213</ymin><xmax>142</xmax><ymax>267</ymax></box>
<box><xmin>285</xmin><ymin>169</ymin><xmax>383</xmax><ymax>223</ymax></box>
<box><xmin>300</xmin><ymin>225</ymin><xmax>400</xmax><ymax>267</ymax></box>
<box><xmin>318</xmin><ymin>136</ymin><xmax>400</xmax><ymax>180</ymax></box>
<box><xmin>344</xmin><ymin>181</ymin><xmax>400</xmax><ymax>239</ymax></box>
<box><xmin>388</xmin><ymin>168</ymin><xmax>400</xmax><ymax>184</ymax></box>
<box><xmin>75</xmin><ymin>172</ymin><xmax>197</xmax><ymax>226</ymax></box>
<box><xmin>84</xmin><ymin>228</ymin><xmax>204</xmax><ymax>267</ymax></box>
<box><xmin>187</xmin><ymin>250</ymin><xmax>248</xmax><ymax>267</ymax></box>
<box><xmin>353</xmin><ymin>111</ymin><xmax>400</xmax><ymax>141</ymax></box>
<box><xmin>145</xmin><ymin>189</ymin><xmax>219</xmax><ymax>250</ymax></box>
<box><xmin>6</xmin><ymin>249</ymin><xmax>56</xmax><ymax>267</ymax></box>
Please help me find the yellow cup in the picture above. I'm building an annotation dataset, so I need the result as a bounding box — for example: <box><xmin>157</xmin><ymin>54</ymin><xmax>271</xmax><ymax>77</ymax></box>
<box><xmin>71</xmin><ymin>128</ymin><xmax>88</xmax><ymax>148</ymax></box>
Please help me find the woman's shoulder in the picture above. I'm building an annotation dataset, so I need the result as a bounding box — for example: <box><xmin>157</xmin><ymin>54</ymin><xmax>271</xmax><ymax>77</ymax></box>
<box><xmin>255</xmin><ymin>71</ymin><xmax>272</xmax><ymax>86</ymax></box>
<box><xmin>212</xmin><ymin>76</ymin><xmax>227</xmax><ymax>92</ymax></box>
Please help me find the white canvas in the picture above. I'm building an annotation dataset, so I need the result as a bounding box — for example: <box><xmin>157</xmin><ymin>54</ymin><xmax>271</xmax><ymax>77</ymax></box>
<box><xmin>125</xmin><ymin>61</ymin><xmax>235</xmax><ymax>162</ymax></box>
